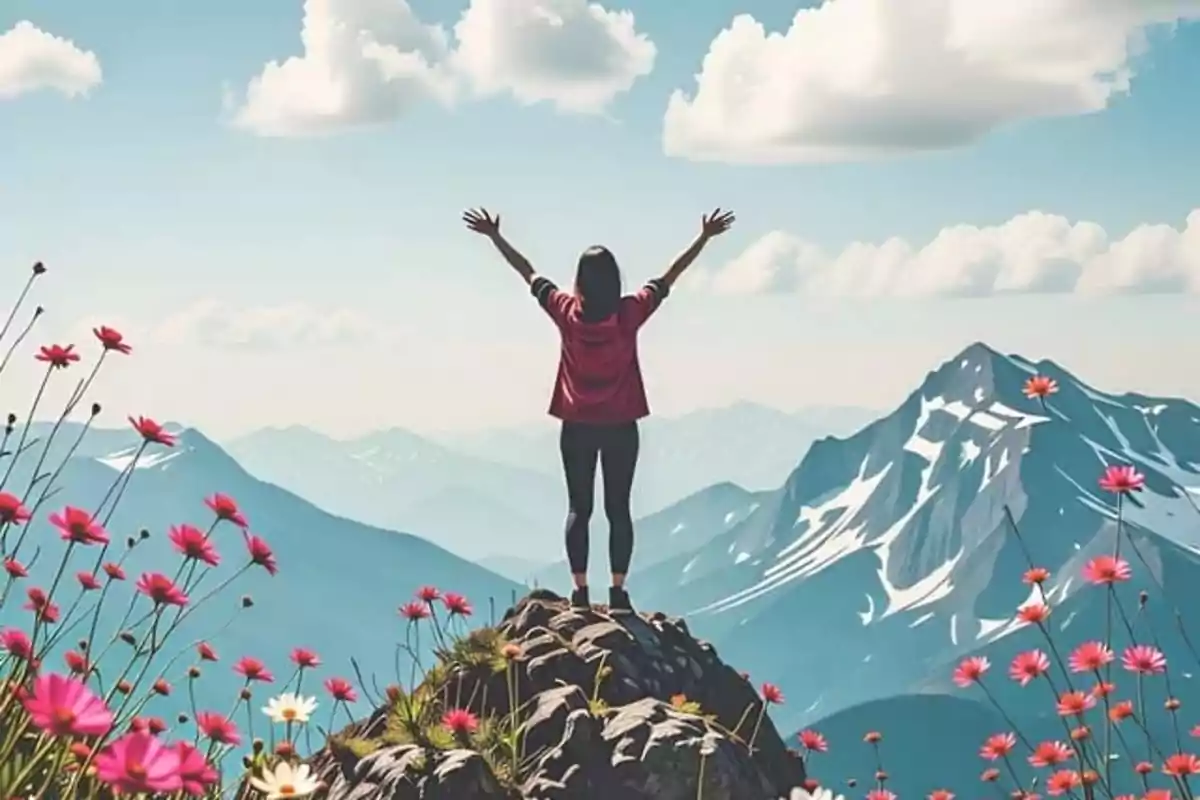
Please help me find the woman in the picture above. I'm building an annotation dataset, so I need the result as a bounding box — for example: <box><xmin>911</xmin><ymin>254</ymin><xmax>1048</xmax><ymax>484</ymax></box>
<box><xmin>463</xmin><ymin>207</ymin><xmax>735</xmax><ymax>612</ymax></box>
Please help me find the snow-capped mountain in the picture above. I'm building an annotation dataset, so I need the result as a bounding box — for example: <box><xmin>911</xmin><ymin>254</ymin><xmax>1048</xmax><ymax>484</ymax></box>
<box><xmin>636</xmin><ymin>342</ymin><xmax>1200</xmax><ymax>736</ymax></box>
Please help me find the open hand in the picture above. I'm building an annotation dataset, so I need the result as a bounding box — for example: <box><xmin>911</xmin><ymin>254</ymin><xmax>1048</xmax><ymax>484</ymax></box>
<box><xmin>701</xmin><ymin>208</ymin><xmax>735</xmax><ymax>238</ymax></box>
<box><xmin>463</xmin><ymin>208</ymin><xmax>501</xmax><ymax>236</ymax></box>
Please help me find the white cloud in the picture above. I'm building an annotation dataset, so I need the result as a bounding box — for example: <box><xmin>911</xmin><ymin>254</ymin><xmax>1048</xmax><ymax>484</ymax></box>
<box><xmin>698</xmin><ymin>209</ymin><xmax>1200</xmax><ymax>297</ymax></box>
<box><xmin>663</xmin><ymin>1</ymin><xmax>1200</xmax><ymax>164</ymax></box>
<box><xmin>232</xmin><ymin>0</ymin><xmax>653</xmax><ymax>135</ymax></box>
<box><xmin>0</xmin><ymin>21</ymin><xmax>102</xmax><ymax>100</ymax></box>
<box><xmin>153</xmin><ymin>300</ymin><xmax>385</xmax><ymax>350</ymax></box>
<box><xmin>452</xmin><ymin>0</ymin><xmax>655</xmax><ymax>114</ymax></box>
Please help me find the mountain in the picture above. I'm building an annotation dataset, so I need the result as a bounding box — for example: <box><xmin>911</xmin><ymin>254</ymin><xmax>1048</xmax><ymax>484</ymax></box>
<box><xmin>628</xmin><ymin>341</ymin><xmax>1200</xmax><ymax>756</ymax></box>
<box><xmin>439</xmin><ymin>402</ymin><xmax>880</xmax><ymax>514</ymax></box>
<box><xmin>224</xmin><ymin>425</ymin><xmax>561</xmax><ymax>560</ymax></box>
<box><xmin>0</xmin><ymin>425</ymin><xmax>520</xmax><ymax>721</ymax></box>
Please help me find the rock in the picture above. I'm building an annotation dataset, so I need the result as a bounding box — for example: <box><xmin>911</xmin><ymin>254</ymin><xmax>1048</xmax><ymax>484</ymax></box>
<box><xmin>309</xmin><ymin>591</ymin><xmax>805</xmax><ymax>800</ymax></box>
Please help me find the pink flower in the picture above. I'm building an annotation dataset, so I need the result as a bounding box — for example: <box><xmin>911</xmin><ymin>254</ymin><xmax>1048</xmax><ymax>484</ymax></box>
<box><xmin>761</xmin><ymin>682</ymin><xmax>784</xmax><ymax>705</ymax></box>
<box><xmin>399</xmin><ymin>601</ymin><xmax>430</xmax><ymax>621</ymax></box>
<box><xmin>76</xmin><ymin>571</ymin><xmax>101</xmax><ymax>592</ymax></box>
<box><xmin>103</xmin><ymin>562</ymin><xmax>126</xmax><ymax>581</ymax></box>
<box><xmin>1122</xmin><ymin>645</ymin><xmax>1166</xmax><ymax>675</ymax></box>
<box><xmin>129</xmin><ymin>416</ymin><xmax>176</xmax><ymax>447</ymax></box>
<box><xmin>197</xmin><ymin>642</ymin><xmax>218</xmax><ymax>662</ymax></box>
<box><xmin>245</xmin><ymin>534</ymin><xmax>277</xmax><ymax>575</ymax></box>
<box><xmin>290</xmin><ymin>647</ymin><xmax>320</xmax><ymax>669</ymax></box>
<box><xmin>1056</xmin><ymin>690</ymin><xmax>1096</xmax><ymax>717</ymax></box>
<box><xmin>94</xmin><ymin>732</ymin><xmax>183</xmax><ymax>794</ymax></box>
<box><xmin>1081</xmin><ymin>555</ymin><xmax>1131</xmax><ymax>585</ymax></box>
<box><xmin>1028</xmin><ymin>740</ymin><xmax>1074</xmax><ymax>768</ymax></box>
<box><xmin>204</xmin><ymin>493</ymin><xmax>247</xmax><ymax>528</ymax></box>
<box><xmin>442</xmin><ymin>708</ymin><xmax>479</xmax><ymax>735</ymax></box>
<box><xmin>4</xmin><ymin>557</ymin><xmax>27</xmax><ymax>578</ymax></box>
<box><xmin>1099</xmin><ymin>465</ymin><xmax>1145</xmax><ymax>494</ymax></box>
<box><xmin>93</xmin><ymin>326</ymin><xmax>132</xmax><ymax>354</ymax></box>
<box><xmin>36</xmin><ymin>344</ymin><xmax>79</xmax><ymax>369</ymax></box>
<box><xmin>22</xmin><ymin>672</ymin><xmax>113</xmax><ymax>737</ymax></box>
<box><xmin>1023</xmin><ymin>376</ymin><xmax>1058</xmax><ymax>399</ymax></box>
<box><xmin>1</xmin><ymin>628</ymin><xmax>32</xmax><ymax>660</ymax></box>
<box><xmin>1068</xmin><ymin>642</ymin><xmax>1113</xmax><ymax>673</ymax></box>
<box><xmin>176</xmin><ymin>741</ymin><xmax>219</xmax><ymax>796</ymax></box>
<box><xmin>1009</xmin><ymin>650</ymin><xmax>1050</xmax><ymax>686</ymax></box>
<box><xmin>49</xmin><ymin>506</ymin><xmax>109</xmax><ymax>546</ymax></box>
<box><xmin>980</xmin><ymin>732</ymin><xmax>1016</xmax><ymax>760</ymax></box>
<box><xmin>416</xmin><ymin>586</ymin><xmax>441</xmax><ymax>603</ymax></box>
<box><xmin>195</xmin><ymin>711</ymin><xmax>241</xmax><ymax>745</ymax></box>
<box><xmin>443</xmin><ymin>592</ymin><xmax>472</xmax><ymax>617</ymax></box>
<box><xmin>867</xmin><ymin>791</ymin><xmax>896</xmax><ymax>800</ymax></box>
<box><xmin>234</xmin><ymin>656</ymin><xmax>274</xmax><ymax>683</ymax></box>
<box><xmin>64</xmin><ymin>650</ymin><xmax>90</xmax><ymax>675</ymax></box>
<box><xmin>798</xmin><ymin>728</ymin><xmax>827</xmax><ymax>753</ymax></box>
<box><xmin>324</xmin><ymin>677</ymin><xmax>357</xmax><ymax>703</ymax></box>
<box><xmin>168</xmin><ymin>524</ymin><xmax>220</xmax><ymax>567</ymax></box>
<box><xmin>136</xmin><ymin>573</ymin><xmax>189</xmax><ymax>607</ymax></box>
<box><xmin>952</xmin><ymin>656</ymin><xmax>990</xmax><ymax>687</ymax></box>
<box><xmin>24</xmin><ymin>587</ymin><xmax>60</xmax><ymax>623</ymax></box>
<box><xmin>0</xmin><ymin>492</ymin><xmax>31</xmax><ymax>525</ymax></box>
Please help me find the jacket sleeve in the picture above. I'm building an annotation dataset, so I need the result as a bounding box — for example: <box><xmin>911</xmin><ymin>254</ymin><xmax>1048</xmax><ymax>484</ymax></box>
<box><xmin>622</xmin><ymin>278</ymin><xmax>670</xmax><ymax>329</ymax></box>
<box><xmin>530</xmin><ymin>276</ymin><xmax>574</xmax><ymax>327</ymax></box>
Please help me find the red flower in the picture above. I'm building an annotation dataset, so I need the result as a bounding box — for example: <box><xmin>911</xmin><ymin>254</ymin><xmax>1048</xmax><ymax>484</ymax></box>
<box><xmin>1022</xmin><ymin>566</ymin><xmax>1050</xmax><ymax>585</ymax></box>
<box><xmin>928</xmin><ymin>791</ymin><xmax>954</xmax><ymax>800</ymax></box>
<box><xmin>152</xmin><ymin>679</ymin><xmax>171</xmax><ymax>696</ymax></box>
<box><xmin>798</xmin><ymin>729</ymin><xmax>827</xmax><ymax>753</ymax></box>
<box><xmin>1108</xmin><ymin>701</ymin><xmax>1134</xmax><ymax>722</ymax></box>
<box><xmin>195</xmin><ymin>711</ymin><xmax>240</xmax><ymax>745</ymax></box>
<box><xmin>136</xmin><ymin>573</ymin><xmax>188</xmax><ymax>607</ymax></box>
<box><xmin>0</xmin><ymin>493</ymin><xmax>31</xmax><ymax>525</ymax></box>
<box><xmin>867</xmin><ymin>790</ymin><xmax>896</xmax><ymax>800</ymax></box>
<box><xmin>36</xmin><ymin>344</ymin><xmax>79</xmax><ymax>368</ymax></box>
<box><xmin>443</xmin><ymin>592</ymin><xmax>472</xmax><ymax>617</ymax></box>
<box><xmin>4</xmin><ymin>558</ymin><xmax>28</xmax><ymax>579</ymax></box>
<box><xmin>1134</xmin><ymin>761</ymin><xmax>1154</xmax><ymax>775</ymax></box>
<box><xmin>244</xmin><ymin>535</ymin><xmax>277</xmax><ymax>575</ymax></box>
<box><xmin>1046</xmin><ymin>770</ymin><xmax>1081</xmax><ymax>796</ymax></box>
<box><xmin>953</xmin><ymin>656</ymin><xmax>990</xmax><ymax>687</ymax></box>
<box><xmin>1055</xmin><ymin>690</ymin><xmax>1096</xmax><ymax>717</ymax></box>
<box><xmin>204</xmin><ymin>494</ymin><xmax>247</xmax><ymax>528</ymax></box>
<box><xmin>1081</xmin><ymin>555</ymin><xmax>1130</xmax><ymax>585</ymax></box>
<box><xmin>399</xmin><ymin>601</ymin><xmax>430</xmax><ymax>621</ymax></box>
<box><xmin>1098</xmin><ymin>465</ymin><xmax>1145</xmax><ymax>494</ymax></box>
<box><xmin>24</xmin><ymin>587</ymin><xmax>60</xmax><ymax>623</ymax></box>
<box><xmin>324</xmin><ymin>677</ymin><xmax>357</xmax><ymax>703</ymax></box>
<box><xmin>75</xmin><ymin>571</ymin><xmax>100</xmax><ymax>592</ymax></box>
<box><xmin>1143</xmin><ymin>791</ymin><xmax>1172</xmax><ymax>800</ymax></box>
<box><xmin>103</xmin><ymin>562</ymin><xmax>126</xmax><ymax>581</ymax></box>
<box><xmin>49</xmin><ymin>506</ymin><xmax>109</xmax><ymax>546</ymax></box>
<box><xmin>1009</xmin><ymin>650</ymin><xmax>1050</xmax><ymax>686</ymax></box>
<box><xmin>1122</xmin><ymin>645</ymin><xmax>1166</xmax><ymax>675</ymax></box>
<box><xmin>197</xmin><ymin>642</ymin><xmax>218</xmax><ymax>662</ymax></box>
<box><xmin>1068</xmin><ymin>641</ymin><xmax>1113</xmax><ymax>673</ymax></box>
<box><xmin>1023</xmin><ymin>375</ymin><xmax>1058</xmax><ymax>399</ymax></box>
<box><xmin>864</xmin><ymin>731</ymin><xmax>882</xmax><ymax>743</ymax></box>
<box><xmin>64</xmin><ymin>650</ymin><xmax>90</xmax><ymax>675</ymax></box>
<box><xmin>442</xmin><ymin>708</ymin><xmax>479</xmax><ymax>736</ymax></box>
<box><xmin>290</xmin><ymin>648</ymin><xmax>320</xmax><ymax>668</ymax></box>
<box><xmin>979</xmin><ymin>732</ymin><xmax>1016</xmax><ymax>760</ymax></box>
<box><xmin>416</xmin><ymin>586</ymin><xmax>441</xmax><ymax>603</ymax></box>
<box><xmin>761</xmin><ymin>682</ymin><xmax>784</xmax><ymax>705</ymax></box>
<box><xmin>1028</xmin><ymin>740</ymin><xmax>1073</xmax><ymax>768</ymax></box>
<box><xmin>177</xmin><ymin>741</ymin><xmax>218</xmax><ymax>795</ymax></box>
<box><xmin>1</xmin><ymin>628</ymin><xmax>32</xmax><ymax>660</ymax></box>
<box><xmin>1017</xmin><ymin>603</ymin><xmax>1050</xmax><ymax>624</ymax></box>
<box><xmin>1091</xmin><ymin>680</ymin><xmax>1115</xmax><ymax>697</ymax></box>
<box><xmin>93</xmin><ymin>326</ymin><xmax>132</xmax><ymax>354</ymax></box>
<box><xmin>1163</xmin><ymin>753</ymin><xmax>1200</xmax><ymax>776</ymax></box>
<box><xmin>168</xmin><ymin>524</ymin><xmax>220</xmax><ymax>567</ymax></box>
<box><xmin>128</xmin><ymin>416</ymin><xmax>175</xmax><ymax>447</ymax></box>
<box><xmin>233</xmin><ymin>656</ymin><xmax>273</xmax><ymax>683</ymax></box>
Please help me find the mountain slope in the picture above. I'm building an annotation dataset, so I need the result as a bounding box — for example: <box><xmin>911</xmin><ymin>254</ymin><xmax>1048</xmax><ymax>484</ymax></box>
<box><xmin>634</xmin><ymin>342</ymin><xmax>1200</xmax><ymax>737</ymax></box>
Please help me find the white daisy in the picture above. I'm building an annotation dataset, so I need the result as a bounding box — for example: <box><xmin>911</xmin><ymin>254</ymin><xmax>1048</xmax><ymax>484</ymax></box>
<box><xmin>250</xmin><ymin>760</ymin><xmax>320</xmax><ymax>799</ymax></box>
<box><xmin>262</xmin><ymin>693</ymin><xmax>318</xmax><ymax>724</ymax></box>
<box><xmin>786</xmin><ymin>788</ymin><xmax>845</xmax><ymax>800</ymax></box>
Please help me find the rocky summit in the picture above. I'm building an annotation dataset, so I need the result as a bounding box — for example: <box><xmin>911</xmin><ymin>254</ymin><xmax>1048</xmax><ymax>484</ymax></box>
<box><xmin>306</xmin><ymin>590</ymin><xmax>806</xmax><ymax>799</ymax></box>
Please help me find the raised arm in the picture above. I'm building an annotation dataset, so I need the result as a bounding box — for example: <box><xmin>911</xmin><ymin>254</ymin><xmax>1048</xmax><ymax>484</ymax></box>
<box><xmin>659</xmin><ymin>208</ymin><xmax>735</xmax><ymax>288</ymax></box>
<box><xmin>463</xmin><ymin>207</ymin><xmax>535</xmax><ymax>284</ymax></box>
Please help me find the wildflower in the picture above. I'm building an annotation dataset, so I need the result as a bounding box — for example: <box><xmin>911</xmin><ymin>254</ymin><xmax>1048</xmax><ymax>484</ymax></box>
<box><xmin>1028</xmin><ymin>741</ymin><xmax>1073</xmax><ymax>768</ymax></box>
<box><xmin>798</xmin><ymin>729</ymin><xmax>828</xmax><ymax>753</ymax></box>
<box><xmin>49</xmin><ymin>506</ymin><xmax>109</xmax><ymax>545</ymax></box>
<box><xmin>1009</xmin><ymin>650</ymin><xmax>1050</xmax><ymax>686</ymax></box>
<box><xmin>152</xmin><ymin>678</ymin><xmax>171</xmax><ymax>696</ymax></box>
<box><xmin>176</xmin><ymin>741</ymin><xmax>219</xmax><ymax>796</ymax></box>
<box><xmin>762</xmin><ymin>682</ymin><xmax>784</xmax><ymax>704</ymax></box>
<box><xmin>116</xmin><ymin>680</ymin><xmax>132</xmax><ymax>694</ymax></box>
<box><xmin>1082</xmin><ymin>555</ymin><xmax>1131</xmax><ymax>584</ymax></box>
<box><xmin>1099</xmin><ymin>465</ymin><xmax>1145</xmax><ymax>494</ymax></box>
<box><xmin>1122</xmin><ymin>644</ymin><xmax>1167</xmax><ymax>675</ymax></box>
<box><xmin>0</xmin><ymin>493</ymin><xmax>31</xmax><ymax>525</ymax></box>
<box><xmin>324</xmin><ymin>677</ymin><xmax>357</xmax><ymax>703</ymax></box>
<box><xmin>1023</xmin><ymin>375</ymin><xmax>1058</xmax><ymax>399</ymax></box>
<box><xmin>928</xmin><ymin>791</ymin><xmax>954</xmax><ymax>800</ymax></box>
<box><xmin>1</xmin><ymin>628</ymin><xmax>32</xmax><ymax>660</ymax></box>
<box><xmin>501</xmin><ymin>642</ymin><xmax>522</xmax><ymax>660</ymax></box>
<box><xmin>1045</xmin><ymin>770</ymin><xmax>1081</xmax><ymax>796</ymax></box>
<box><xmin>196</xmin><ymin>711</ymin><xmax>241</xmax><ymax>745</ymax></box>
<box><xmin>249</xmin><ymin>761</ymin><xmax>321</xmax><ymax>800</ymax></box>
<box><xmin>1163</xmin><ymin>753</ymin><xmax>1200</xmax><ymax>776</ymax></box>
<box><xmin>290</xmin><ymin>647</ymin><xmax>320</xmax><ymax>668</ymax></box>
<box><xmin>866</xmin><ymin>790</ymin><xmax>896</xmax><ymax>800</ymax></box>
<box><xmin>205</xmin><ymin>493</ymin><xmax>248</xmax><ymax>528</ymax></box>
<box><xmin>94</xmin><ymin>732</ymin><xmax>183</xmax><ymax>794</ymax></box>
<box><xmin>135</xmin><ymin>572</ymin><xmax>189</xmax><ymax>607</ymax></box>
<box><xmin>980</xmin><ymin>732</ymin><xmax>1016</xmax><ymax>760</ymax></box>
<box><xmin>442</xmin><ymin>708</ymin><xmax>479</xmax><ymax>736</ymax></box>
<box><xmin>22</xmin><ymin>672</ymin><xmax>114</xmax><ymax>737</ymax></box>
<box><xmin>399</xmin><ymin>601</ymin><xmax>430</xmax><ymax>621</ymax></box>
<box><xmin>1017</xmin><ymin>603</ymin><xmax>1051</xmax><ymax>624</ymax></box>
<box><xmin>1144</xmin><ymin>791</ymin><xmax>1173</xmax><ymax>800</ymax></box>
<box><xmin>953</xmin><ymin>656</ymin><xmax>990</xmax><ymax>687</ymax></box>
<box><xmin>103</xmin><ymin>562</ymin><xmax>126</xmax><ymax>581</ymax></box>
<box><xmin>1091</xmin><ymin>681</ymin><xmax>1116</xmax><ymax>697</ymax></box>
<box><xmin>4</xmin><ymin>557</ymin><xmax>27</xmax><ymax>578</ymax></box>
<box><xmin>1166</xmin><ymin>697</ymin><xmax>1181</xmax><ymax>710</ymax></box>
<box><xmin>234</xmin><ymin>656</ymin><xmax>274</xmax><ymax>683</ymax></box>
<box><xmin>385</xmin><ymin>684</ymin><xmax>403</xmax><ymax>704</ymax></box>
<box><xmin>1056</xmin><ymin>691</ymin><xmax>1096</xmax><ymax>717</ymax></box>
<box><xmin>24</xmin><ymin>587</ymin><xmax>60</xmax><ymax>623</ymax></box>
<box><xmin>443</xmin><ymin>591</ymin><xmax>472</xmax><ymax>616</ymax></box>
<box><xmin>275</xmin><ymin>741</ymin><xmax>296</xmax><ymax>758</ymax></box>
<box><xmin>129</xmin><ymin>416</ymin><xmax>176</xmax><ymax>446</ymax></box>
<box><xmin>263</xmin><ymin>693</ymin><xmax>318</xmax><ymax>724</ymax></box>
<box><xmin>245</xmin><ymin>534</ymin><xmax>278</xmax><ymax>575</ymax></box>
<box><xmin>1069</xmin><ymin>641</ymin><xmax>1113</xmax><ymax>672</ymax></box>
<box><xmin>1022</xmin><ymin>566</ymin><xmax>1050</xmax><ymax>585</ymax></box>
<box><xmin>169</xmin><ymin>524</ymin><xmax>220</xmax><ymax>567</ymax></box>
<box><xmin>1070</xmin><ymin>726</ymin><xmax>1090</xmax><ymax>741</ymax></box>
<box><xmin>864</xmin><ymin>731</ymin><xmax>882</xmax><ymax>743</ymax></box>
<box><xmin>36</xmin><ymin>344</ymin><xmax>80</xmax><ymax>368</ymax></box>
<box><xmin>197</xmin><ymin>642</ymin><xmax>218</xmax><ymax>661</ymax></box>
<box><xmin>64</xmin><ymin>650</ymin><xmax>90</xmax><ymax>675</ymax></box>
<box><xmin>76</xmin><ymin>571</ymin><xmax>101</xmax><ymax>591</ymax></box>
<box><xmin>93</xmin><ymin>326</ymin><xmax>132</xmax><ymax>354</ymax></box>
<box><xmin>416</xmin><ymin>585</ymin><xmax>441</xmax><ymax>603</ymax></box>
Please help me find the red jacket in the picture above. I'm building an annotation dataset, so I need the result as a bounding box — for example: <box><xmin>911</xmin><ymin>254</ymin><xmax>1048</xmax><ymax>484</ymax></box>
<box><xmin>531</xmin><ymin>276</ymin><xmax>669</xmax><ymax>424</ymax></box>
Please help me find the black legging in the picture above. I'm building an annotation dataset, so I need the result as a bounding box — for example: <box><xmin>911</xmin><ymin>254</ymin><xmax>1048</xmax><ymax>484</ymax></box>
<box><xmin>560</xmin><ymin>421</ymin><xmax>639</xmax><ymax>577</ymax></box>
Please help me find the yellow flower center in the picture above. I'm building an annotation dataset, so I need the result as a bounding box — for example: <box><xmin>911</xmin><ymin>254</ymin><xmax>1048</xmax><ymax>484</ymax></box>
<box><xmin>282</xmin><ymin>708</ymin><xmax>297</xmax><ymax>720</ymax></box>
<box><xmin>279</xmin><ymin>784</ymin><xmax>296</xmax><ymax>796</ymax></box>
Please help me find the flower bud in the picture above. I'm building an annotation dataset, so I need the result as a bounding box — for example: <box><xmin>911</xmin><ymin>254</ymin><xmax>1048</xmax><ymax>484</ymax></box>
<box><xmin>125</xmin><ymin>536</ymin><xmax>136</xmax><ymax>549</ymax></box>
<box><xmin>119</xmin><ymin>631</ymin><xmax>136</xmax><ymax>646</ymax></box>
<box><xmin>139</xmin><ymin>529</ymin><xmax>150</xmax><ymax>540</ymax></box>
<box><xmin>32</xmin><ymin>262</ymin><xmax>45</xmax><ymax>275</ymax></box>
<box><xmin>242</xmin><ymin>755</ymin><xmax>253</xmax><ymax>769</ymax></box>
<box><xmin>34</xmin><ymin>306</ymin><xmax>43</xmax><ymax>316</ymax></box>
<box><xmin>252</xmin><ymin>738</ymin><xmax>265</xmax><ymax>754</ymax></box>
<box><xmin>6</xmin><ymin>413</ymin><xmax>15</xmax><ymax>425</ymax></box>
<box><xmin>116</xmin><ymin>680</ymin><xmax>132</xmax><ymax>695</ymax></box>
<box><xmin>188</xmin><ymin>666</ymin><xmax>201</xmax><ymax>679</ymax></box>
<box><xmin>275</xmin><ymin>741</ymin><xmax>296</xmax><ymax>758</ymax></box>
<box><xmin>177</xmin><ymin>713</ymin><xmax>189</xmax><ymax>724</ymax></box>
<box><xmin>241</xmin><ymin>595</ymin><xmax>254</xmax><ymax>608</ymax></box>
<box><xmin>240</xmin><ymin>687</ymin><xmax>252</xmax><ymax>701</ymax></box>
<box><xmin>90</xmin><ymin>403</ymin><xmax>101</xmax><ymax>417</ymax></box>
<box><xmin>78</xmin><ymin>639</ymin><xmax>89</xmax><ymax>652</ymax></box>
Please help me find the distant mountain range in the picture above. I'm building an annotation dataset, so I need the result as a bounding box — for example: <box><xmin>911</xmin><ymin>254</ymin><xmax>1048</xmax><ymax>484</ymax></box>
<box><xmin>224</xmin><ymin>403</ymin><xmax>878</xmax><ymax>565</ymax></box>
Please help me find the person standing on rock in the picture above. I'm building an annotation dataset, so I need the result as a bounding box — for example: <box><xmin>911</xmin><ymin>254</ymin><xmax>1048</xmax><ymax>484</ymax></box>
<box><xmin>463</xmin><ymin>207</ymin><xmax>736</xmax><ymax>612</ymax></box>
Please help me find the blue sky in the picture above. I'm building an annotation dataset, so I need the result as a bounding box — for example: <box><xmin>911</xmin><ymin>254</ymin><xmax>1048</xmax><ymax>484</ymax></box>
<box><xmin>1</xmin><ymin>0</ymin><xmax>1199</xmax><ymax>439</ymax></box>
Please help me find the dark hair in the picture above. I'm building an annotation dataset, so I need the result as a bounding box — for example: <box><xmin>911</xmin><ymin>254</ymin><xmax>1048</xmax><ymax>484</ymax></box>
<box><xmin>574</xmin><ymin>246</ymin><xmax>623</xmax><ymax>322</ymax></box>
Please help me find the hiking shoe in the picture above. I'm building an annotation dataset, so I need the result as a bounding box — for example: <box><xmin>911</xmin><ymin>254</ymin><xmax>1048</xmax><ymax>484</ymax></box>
<box><xmin>570</xmin><ymin>587</ymin><xmax>590</xmax><ymax>610</ymax></box>
<box><xmin>608</xmin><ymin>586</ymin><xmax>633</xmax><ymax>614</ymax></box>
